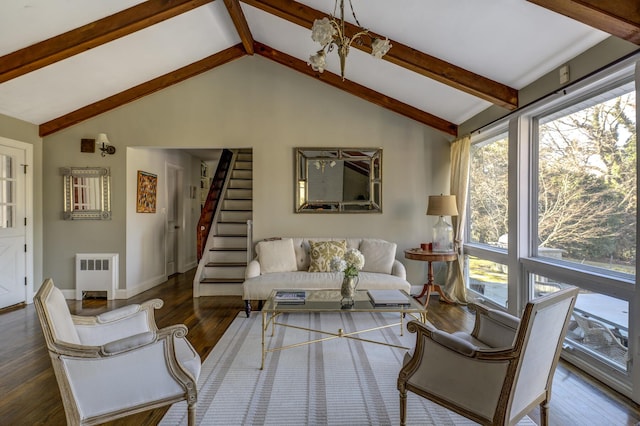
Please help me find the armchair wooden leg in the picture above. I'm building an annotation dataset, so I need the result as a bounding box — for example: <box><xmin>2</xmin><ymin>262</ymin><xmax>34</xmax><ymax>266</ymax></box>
<box><xmin>540</xmin><ymin>401</ymin><xmax>549</xmax><ymax>426</ymax></box>
<box><xmin>399</xmin><ymin>389</ymin><xmax>407</xmax><ymax>426</ymax></box>
<box><xmin>188</xmin><ymin>402</ymin><xmax>197</xmax><ymax>426</ymax></box>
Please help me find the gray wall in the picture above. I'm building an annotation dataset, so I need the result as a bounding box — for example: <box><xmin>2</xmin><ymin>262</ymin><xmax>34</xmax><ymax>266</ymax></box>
<box><xmin>41</xmin><ymin>55</ymin><xmax>451</xmax><ymax>291</ymax></box>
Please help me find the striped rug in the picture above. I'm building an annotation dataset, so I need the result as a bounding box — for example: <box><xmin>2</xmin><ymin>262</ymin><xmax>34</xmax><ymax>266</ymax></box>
<box><xmin>160</xmin><ymin>311</ymin><xmax>536</xmax><ymax>426</ymax></box>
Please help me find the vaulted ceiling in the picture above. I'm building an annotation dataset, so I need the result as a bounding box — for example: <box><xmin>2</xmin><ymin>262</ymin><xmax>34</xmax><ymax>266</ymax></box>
<box><xmin>0</xmin><ymin>0</ymin><xmax>637</xmax><ymax>138</ymax></box>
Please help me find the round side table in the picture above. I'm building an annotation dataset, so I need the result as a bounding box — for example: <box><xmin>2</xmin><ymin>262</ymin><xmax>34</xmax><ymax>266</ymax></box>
<box><xmin>404</xmin><ymin>248</ymin><xmax>457</xmax><ymax>306</ymax></box>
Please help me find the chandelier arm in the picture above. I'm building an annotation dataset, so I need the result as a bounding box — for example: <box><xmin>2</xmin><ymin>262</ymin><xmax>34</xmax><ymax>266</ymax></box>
<box><xmin>329</xmin><ymin>18</ymin><xmax>343</xmax><ymax>42</ymax></box>
<box><xmin>347</xmin><ymin>30</ymin><xmax>370</xmax><ymax>48</ymax></box>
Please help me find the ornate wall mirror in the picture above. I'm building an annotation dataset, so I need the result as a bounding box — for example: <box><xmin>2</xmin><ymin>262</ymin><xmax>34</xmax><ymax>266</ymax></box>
<box><xmin>295</xmin><ymin>148</ymin><xmax>382</xmax><ymax>213</ymax></box>
<box><xmin>61</xmin><ymin>167</ymin><xmax>111</xmax><ymax>220</ymax></box>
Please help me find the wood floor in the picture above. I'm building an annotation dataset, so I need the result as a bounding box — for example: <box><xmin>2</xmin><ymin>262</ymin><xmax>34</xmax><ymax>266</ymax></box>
<box><xmin>1</xmin><ymin>269</ymin><xmax>639</xmax><ymax>425</ymax></box>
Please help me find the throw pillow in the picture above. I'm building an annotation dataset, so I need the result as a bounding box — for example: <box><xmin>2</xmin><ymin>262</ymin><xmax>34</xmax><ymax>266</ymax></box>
<box><xmin>308</xmin><ymin>240</ymin><xmax>347</xmax><ymax>272</ymax></box>
<box><xmin>257</xmin><ymin>238</ymin><xmax>298</xmax><ymax>274</ymax></box>
<box><xmin>359</xmin><ymin>239</ymin><xmax>397</xmax><ymax>274</ymax></box>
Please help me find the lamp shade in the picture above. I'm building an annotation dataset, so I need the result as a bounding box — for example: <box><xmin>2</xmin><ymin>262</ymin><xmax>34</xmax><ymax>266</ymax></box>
<box><xmin>426</xmin><ymin>195</ymin><xmax>458</xmax><ymax>216</ymax></box>
<box><xmin>96</xmin><ymin>133</ymin><xmax>110</xmax><ymax>145</ymax></box>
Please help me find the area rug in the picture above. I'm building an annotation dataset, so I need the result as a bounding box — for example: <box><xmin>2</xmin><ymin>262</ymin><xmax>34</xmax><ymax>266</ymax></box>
<box><xmin>160</xmin><ymin>311</ymin><xmax>536</xmax><ymax>426</ymax></box>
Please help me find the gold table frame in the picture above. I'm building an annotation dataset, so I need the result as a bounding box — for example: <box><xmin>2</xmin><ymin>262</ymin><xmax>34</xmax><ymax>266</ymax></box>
<box><xmin>261</xmin><ymin>289</ymin><xmax>428</xmax><ymax>369</ymax></box>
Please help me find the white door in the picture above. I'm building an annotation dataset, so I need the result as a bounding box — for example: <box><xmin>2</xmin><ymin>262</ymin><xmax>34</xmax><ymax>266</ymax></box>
<box><xmin>166</xmin><ymin>165</ymin><xmax>180</xmax><ymax>277</ymax></box>
<box><xmin>0</xmin><ymin>144</ymin><xmax>26</xmax><ymax>309</ymax></box>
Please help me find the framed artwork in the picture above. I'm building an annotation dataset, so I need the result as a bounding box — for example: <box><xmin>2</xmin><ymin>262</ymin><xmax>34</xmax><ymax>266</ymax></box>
<box><xmin>80</xmin><ymin>138</ymin><xmax>95</xmax><ymax>153</ymax></box>
<box><xmin>136</xmin><ymin>171</ymin><xmax>157</xmax><ymax>213</ymax></box>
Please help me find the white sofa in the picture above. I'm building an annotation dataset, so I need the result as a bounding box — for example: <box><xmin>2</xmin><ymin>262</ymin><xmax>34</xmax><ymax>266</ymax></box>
<box><xmin>242</xmin><ymin>237</ymin><xmax>412</xmax><ymax>316</ymax></box>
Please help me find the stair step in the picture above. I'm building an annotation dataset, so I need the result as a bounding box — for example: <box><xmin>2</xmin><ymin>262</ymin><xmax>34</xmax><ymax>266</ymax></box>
<box><xmin>226</xmin><ymin>188</ymin><xmax>252</xmax><ymax>199</ymax></box>
<box><xmin>220</xmin><ymin>210</ymin><xmax>252</xmax><ymax>222</ymax></box>
<box><xmin>222</xmin><ymin>199</ymin><xmax>252</xmax><ymax>210</ymax></box>
<box><xmin>236</xmin><ymin>154</ymin><xmax>252</xmax><ymax>162</ymax></box>
<box><xmin>200</xmin><ymin>278</ymin><xmax>244</xmax><ymax>284</ymax></box>
<box><xmin>216</xmin><ymin>222</ymin><xmax>248</xmax><ymax>235</ymax></box>
<box><xmin>206</xmin><ymin>262</ymin><xmax>247</xmax><ymax>267</ymax></box>
<box><xmin>212</xmin><ymin>236</ymin><xmax>247</xmax><ymax>249</ymax></box>
<box><xmin>203</xmin><ymin>265</ymin><xmax>246</xmax><ymax>279</ymax></box>
<box><xmin>235</xmin><ymin>161</ymin><xmax>252</xmax><ymax>170</ymax></box>
<box><xmin>210</xmin><ymin>247</ymin><xmax>246</xmax><ymax>251</ymax></box>
<box><xmin>207</xmin><ymin>249</ymin><xmax>247</xmax><ymax>263</ymax></box>
<box><xmin>229</xmin><ymin>179</ymin><xmax>252</xmax><ymax>189</ymax></box>
<box><xmin>231</xmin><ymin>170</ymin><xmax>252</xmax><ymax>180</ymax></box>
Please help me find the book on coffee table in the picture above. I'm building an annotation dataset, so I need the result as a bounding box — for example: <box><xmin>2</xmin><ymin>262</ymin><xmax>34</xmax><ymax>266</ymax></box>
<box><xmin>367</xmin><ymin>289</ymin><xmax>411</xmax><ymax>306</ymax></box>
<box><xmin>274</xmin><ymin>291</ymin><xmax>306</xmax><ymax>304</ymax></box>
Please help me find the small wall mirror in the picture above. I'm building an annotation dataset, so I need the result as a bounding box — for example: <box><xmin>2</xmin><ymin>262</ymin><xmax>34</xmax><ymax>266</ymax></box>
<box><xmin>61</xmin><ymin>167</ymin><xmax>111</xmax><ymax>220</ymax></box>
<box><xmin>295</xmin><ymin>148</ymin><xmax>382</xmax><ymax>213</ymax></box>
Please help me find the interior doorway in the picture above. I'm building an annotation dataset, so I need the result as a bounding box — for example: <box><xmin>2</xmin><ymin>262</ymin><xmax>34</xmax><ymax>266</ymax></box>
<box><xmin>165</xmin><ymin>163</ymin><xmax>183</xmax><ymax>278</ymax></box>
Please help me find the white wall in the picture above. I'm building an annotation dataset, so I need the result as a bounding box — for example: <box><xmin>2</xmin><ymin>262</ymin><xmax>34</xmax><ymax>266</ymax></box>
<box><xmin>125</xmin><ymin>148</ymin><xmax>198</xmax><ymax>297</ymax></box>
<box><xmin>42</xmin><ymin>55</ymin><xmax>451</xmax><ymax>291</ymax></box>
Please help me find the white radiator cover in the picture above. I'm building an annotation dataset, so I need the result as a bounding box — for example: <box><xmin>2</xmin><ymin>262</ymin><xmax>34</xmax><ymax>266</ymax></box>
<box><xmin>75</xmin><ymin>253</ymin><xmax>119</xmax><ymax>300</ymax></box>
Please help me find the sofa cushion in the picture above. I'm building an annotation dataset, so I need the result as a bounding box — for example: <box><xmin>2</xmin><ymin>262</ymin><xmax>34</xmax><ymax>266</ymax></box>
<box><xmin>359</xmin><ymin>239</ymin><xmax>397</xmax><ymax>274</ymax></box>
<box><xmin>308</xmin><ymin>240</ymin><xmax>347</xmax><ymax>272</ymax></box>
<box><xmin>257</xmin><ymin>238</ymin><xmax>298</xmax><ymax>274</ymax></box>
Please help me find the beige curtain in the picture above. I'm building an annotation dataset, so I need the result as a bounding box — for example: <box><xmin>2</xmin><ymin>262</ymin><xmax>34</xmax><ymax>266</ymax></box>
<box><xmin>443</xmin><ymin>135</ymin><xmax>470</xmax><ymax>304</ymax></box>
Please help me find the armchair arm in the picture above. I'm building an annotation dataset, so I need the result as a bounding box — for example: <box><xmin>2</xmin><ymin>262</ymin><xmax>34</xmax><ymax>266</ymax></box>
<box><xmin>51</xmin><ymin>324</ymin><xmax>189</xmax><ymax>358</ymax></box>
<box><xmin>73</xmin><ymin>299</ymin><xmax>164</xmax><ymax>346</ymax></box>
<box><xmin>430</xmin><ymin>329</ymin><xmax>478</xmax><ymax>356</ymax></box>
<box><xmin>101</xmin><ymin>331</ymin><xmax>156</xmax><ymax>355</ymax></box>
<box><xmin>406</xmin><ymin>321</ymin><xmax>517</xmax><ymax>360</ymax></box>
<box><xmin>100</xmin><ymin>325</ymin><xmax>188</xmax><ymax>355</ymax></box>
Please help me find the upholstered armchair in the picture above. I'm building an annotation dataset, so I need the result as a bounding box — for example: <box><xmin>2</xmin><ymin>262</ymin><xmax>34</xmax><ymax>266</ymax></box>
<box><xmin>34</xmin><ymin>278</ymin><xmax>200</xmax><ymax>426</ymax></box>
<box><xmin>398</xmin><ymin>286</ymin><xmax>579</xmax><ymax>426</ymax></box>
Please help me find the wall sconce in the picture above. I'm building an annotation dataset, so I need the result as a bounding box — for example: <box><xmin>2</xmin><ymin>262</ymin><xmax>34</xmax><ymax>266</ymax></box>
<box><xmin>97</xmin><ymin>133</ymin><xmax>116</xmax><ymax>157</ymax></box>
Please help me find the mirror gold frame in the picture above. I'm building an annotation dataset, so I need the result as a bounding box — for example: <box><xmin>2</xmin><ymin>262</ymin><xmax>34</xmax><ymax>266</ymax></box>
<box><xmin>61</xmin><ymin>167</ymin><xmax>111</xmax><ymax>220</ymax></box>
<box><xmin>295</xmin><ymin>148</ymin><xmax>382</xmax><ymax>213</ymax></box>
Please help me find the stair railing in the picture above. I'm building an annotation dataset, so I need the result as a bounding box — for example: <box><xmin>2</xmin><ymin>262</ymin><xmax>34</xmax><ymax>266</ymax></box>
<box><xmin>197</xmin><ymin>149</ymin><xmax>234</xmax><ymax>261</ymax></box>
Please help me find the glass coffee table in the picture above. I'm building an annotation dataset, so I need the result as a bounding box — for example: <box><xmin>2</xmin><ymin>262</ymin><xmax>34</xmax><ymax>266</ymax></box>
<box><xmin>260</xmin><ymin>289</ymin><xmax>428</xmax><ymax>369</ymax></box>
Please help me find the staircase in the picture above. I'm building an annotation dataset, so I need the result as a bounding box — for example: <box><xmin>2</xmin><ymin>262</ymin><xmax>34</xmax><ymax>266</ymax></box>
<box><xmin>194</xmin><ymin>149</ymin><xmax>252</xmax><ymax>297</ymax></box>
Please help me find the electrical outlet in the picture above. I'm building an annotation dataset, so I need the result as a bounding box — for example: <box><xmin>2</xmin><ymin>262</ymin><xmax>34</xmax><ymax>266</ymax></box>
<box><xmin>560</xmin><ymin>64</ymin><xmax>570</xmax><ymax>84</ymax></box>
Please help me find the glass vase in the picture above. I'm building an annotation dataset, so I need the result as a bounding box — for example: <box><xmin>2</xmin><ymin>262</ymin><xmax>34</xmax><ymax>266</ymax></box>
<box><xmin>341</xmin><ymin>275</ymin><xmax>359</xmax><ymax>307</ymax></box>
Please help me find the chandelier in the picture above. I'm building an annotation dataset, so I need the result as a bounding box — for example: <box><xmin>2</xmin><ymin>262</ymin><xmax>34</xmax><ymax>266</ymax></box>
<box><xmin>308</xmin><ymin>0</ymin><xmax>391</xmax><ymax>81</ymax></box>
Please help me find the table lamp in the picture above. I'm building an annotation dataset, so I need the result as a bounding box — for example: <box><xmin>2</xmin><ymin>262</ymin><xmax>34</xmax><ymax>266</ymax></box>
<box><xmin>426</xmin><ymin>194</ymin><xmax>458</xmax><ymax>253</ymax></box>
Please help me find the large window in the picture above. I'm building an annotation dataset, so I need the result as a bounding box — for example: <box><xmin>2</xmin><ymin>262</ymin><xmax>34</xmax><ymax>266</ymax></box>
<box><xmin>469</xmin><ymin>133</ymin><xmax>509</xmax><ymax>247</ymax></box>
<box><xmin>467</xmin><ymin>133</ymin><xmax>510</xmax><ymax>307</ymax></box>
<box><xmin>537</xmin><ymin>84</ymin><xmax>636</xmax><ymax>276</ymax></box>
<box><xmin>464</xmin><ymin>61</ymin><xmax>638</xmax><ymax>398</ymax></box>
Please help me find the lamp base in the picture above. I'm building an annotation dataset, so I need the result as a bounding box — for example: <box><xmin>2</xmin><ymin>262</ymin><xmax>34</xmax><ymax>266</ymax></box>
<box><xmin>432</xmin><ymin>216</ymin><xmax>454</xmax><ymax>253</ymax></box>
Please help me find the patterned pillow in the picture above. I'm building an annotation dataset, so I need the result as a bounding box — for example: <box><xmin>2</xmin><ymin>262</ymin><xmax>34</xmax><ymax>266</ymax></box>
<box><xmin>308</xmin><ymin>240</ymin><xmax>347</xmax><ymax>272</ymax></box>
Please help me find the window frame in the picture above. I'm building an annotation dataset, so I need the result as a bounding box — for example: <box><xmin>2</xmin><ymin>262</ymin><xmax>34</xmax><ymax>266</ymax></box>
<box><xmin>463</xmin><ymin>56</ymin><xmax>639</xmax><ymax>399</ymax></box>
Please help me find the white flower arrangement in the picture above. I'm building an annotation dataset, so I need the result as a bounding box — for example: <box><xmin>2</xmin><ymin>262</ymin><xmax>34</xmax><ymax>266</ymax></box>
<box><xmin>330</xmin><ymin>248</ymin><xmax>365</xmax><ymax>278</ymax></box>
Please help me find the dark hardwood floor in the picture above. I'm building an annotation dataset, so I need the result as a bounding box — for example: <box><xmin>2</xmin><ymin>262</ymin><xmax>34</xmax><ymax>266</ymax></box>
<box><xmin>1</xmin><ymin>269</ymin><xmax>639</xmax><ymax>425</ymax></box>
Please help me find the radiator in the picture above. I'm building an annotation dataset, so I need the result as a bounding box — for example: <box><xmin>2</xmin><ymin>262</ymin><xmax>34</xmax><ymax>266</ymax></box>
<box><xmin>75</xmin><ymin>253</ymin><xmax>119</xmax><ymax>300</ymax></box>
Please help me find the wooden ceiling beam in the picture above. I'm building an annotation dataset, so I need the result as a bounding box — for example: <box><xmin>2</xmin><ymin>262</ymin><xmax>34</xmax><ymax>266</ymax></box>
<box><xmin>224</xmin><ymin>0</ymin><xmax>255</xmax><ymax>54</ymax></box>
<box><xmin>254</xmin><ymin>42</ymin><xmax>458</xmax><ymax>136</ymax></box>
<box><xmin>527</xmin><ymin>0</ymin><xmax>640</xmax><ymax>45</ymax></box>
<box><xmin>243</xmin><ymin>0</ymin><xmax>518</xmax><ymax>110</ymax></box>
<box><xmin>0</xmin><ymin>0</ymin><xmax>214</xmax><ymax>84</ymax></box>
<box><xmin>39</xmin><ymin>45</ymin><xmax>246</xmax><ymax>136</ymax></box>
